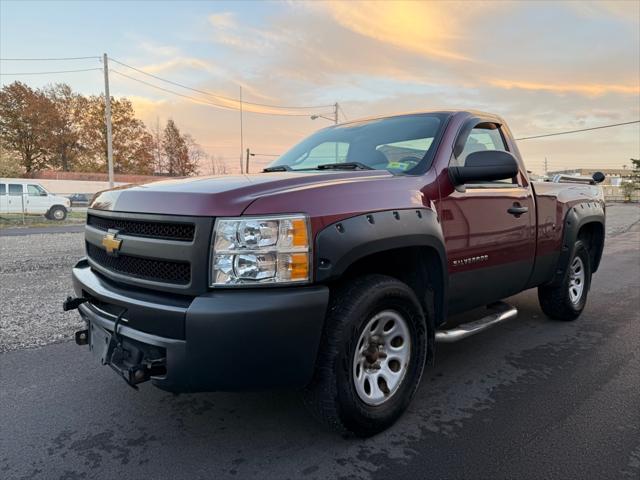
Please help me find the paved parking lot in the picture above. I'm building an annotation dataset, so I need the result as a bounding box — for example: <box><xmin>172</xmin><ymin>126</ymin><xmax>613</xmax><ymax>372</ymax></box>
<box><xmin>1</xmin><ymin>203</ymin><xmax>639</xmax><ymax>479</ymax></box>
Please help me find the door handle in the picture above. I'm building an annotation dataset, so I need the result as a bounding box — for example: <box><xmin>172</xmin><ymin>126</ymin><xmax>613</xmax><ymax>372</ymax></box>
<box><xmin>507</xmin><ymin>203</ymin><xmax>528</xmax><ymax>217</ymax></box>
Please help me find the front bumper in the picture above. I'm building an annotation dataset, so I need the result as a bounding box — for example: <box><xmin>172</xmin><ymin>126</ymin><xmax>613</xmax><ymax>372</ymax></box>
<box><xmin>72</xmin><ymin>259</ymin><xmax>330</xmax><ymax>392</ymax></box>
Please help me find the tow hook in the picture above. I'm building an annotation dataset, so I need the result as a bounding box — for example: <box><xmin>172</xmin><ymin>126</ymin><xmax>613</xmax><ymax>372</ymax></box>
<box><xmin>63</xmin><ymin>296</ymin><xmax>87</xmax><ymax>312</ymax></box>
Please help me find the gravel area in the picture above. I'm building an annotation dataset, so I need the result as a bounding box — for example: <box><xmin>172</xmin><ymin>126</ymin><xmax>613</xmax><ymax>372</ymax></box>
<box><xmin>0</xmin><ymin>232</ymin><xmax>84</xmax><ymax>352</ymax></box>
<box><xmin>1</xmin><ymin>204</ymin><xmax>638</xmax><ymax>354</ymax></box>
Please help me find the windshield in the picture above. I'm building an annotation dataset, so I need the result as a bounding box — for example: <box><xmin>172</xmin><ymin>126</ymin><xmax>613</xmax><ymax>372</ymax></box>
<box><xmin>268</xmin><ymin>113</ymin><xmax>446</xmax><ymax>174</ymax></box>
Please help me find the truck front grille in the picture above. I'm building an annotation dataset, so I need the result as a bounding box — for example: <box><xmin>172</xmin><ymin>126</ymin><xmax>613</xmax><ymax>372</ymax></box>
<box><xmin>87</xmin><ymin>243</ymin><xmax>191</xmax><ymax>285</ymax></box>
<box><xmin>87</xmin><ymin>214</ymin><xmax>195</xmax><ymax>242</ymax></box>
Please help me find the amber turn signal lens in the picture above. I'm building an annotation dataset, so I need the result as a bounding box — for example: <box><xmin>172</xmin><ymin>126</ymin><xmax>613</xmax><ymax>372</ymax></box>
<box><xmin>290</xmin><ymin>218</ymin><xmax>309</xmax><ymax>247</ymax></box>
<box><xmin>288</xmin><ymin>253</ymin><xmax>309</xmax><ymax>281</ymax></box>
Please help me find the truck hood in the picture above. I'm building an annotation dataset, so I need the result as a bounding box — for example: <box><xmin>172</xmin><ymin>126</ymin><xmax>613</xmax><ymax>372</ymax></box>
<box><xmin>90</xmin><ymin>170</ymin><xmax>394</xmax><ymax>217</ymax></box>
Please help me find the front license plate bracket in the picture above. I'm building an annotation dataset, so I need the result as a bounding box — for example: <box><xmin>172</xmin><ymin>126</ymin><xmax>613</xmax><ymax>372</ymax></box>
<box><xmin>89</xmin><ymin>322</ymin><xmax>112</xmax><ymax>365</ymax></box>
<box><xmin>88</xmin><ymin>316</ymin><xmax>166</xmax><ymax>390</ymax></box>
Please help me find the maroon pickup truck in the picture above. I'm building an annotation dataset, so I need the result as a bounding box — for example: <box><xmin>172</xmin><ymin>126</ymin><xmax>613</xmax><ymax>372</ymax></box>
<box><xmin>65</xmin><ymin>110</ymin><xmax>605</xmax><ymax>436</ymax></box>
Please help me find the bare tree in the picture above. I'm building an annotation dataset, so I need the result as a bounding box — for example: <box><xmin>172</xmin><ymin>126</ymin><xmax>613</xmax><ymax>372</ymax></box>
<box><xmin>184</xmin><ymin>133</ymin><xmax>206</xmax><ymax>175</ymax></box>
<box><xmin>151</xmin><ymin>117</ymin><xmax>165</xmax><ymax>175</ymax></box>
<box><xmin>205</xmin><ymin>154</ymin><xmax>229</xmax><ymax>175</ymax></box>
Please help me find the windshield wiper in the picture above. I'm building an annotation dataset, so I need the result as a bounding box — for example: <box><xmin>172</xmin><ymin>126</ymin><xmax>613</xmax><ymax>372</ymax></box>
<box><xmin>262</xmin><ymin>165</ymin><xmax>292</xmax><ymax>172</ymax></box>
<box><xmin>316</xmin><ymin>162</ymin><xmax>374</xmax><ymax>171</ymax></box>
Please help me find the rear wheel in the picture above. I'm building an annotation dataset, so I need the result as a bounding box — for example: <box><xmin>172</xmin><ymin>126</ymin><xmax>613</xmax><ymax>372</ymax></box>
<box><xmin>538</xmin><ymin>239</ymin><xmax>591</xmax><ymax>321</ymax></box>
<box><xmin>304</xmin><ymin>275</ymin><xmax>427</xmax><ymax>437</ymax></box>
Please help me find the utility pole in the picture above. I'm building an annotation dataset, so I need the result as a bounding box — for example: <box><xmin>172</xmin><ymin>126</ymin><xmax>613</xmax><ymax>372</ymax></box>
<box><xmin>239</xmin><ymin>86</ymin><xmax>244</xmax><ymax>174</ymax></box>
<box><xmin>310</xmin><ymin>102</ymin><xmax>340</xmax><ymax>125</ymax></box>
<box><xmin>544</xmin><ymin>156</ymin><xmax>548</xmax><ymax>176</ymax></box>
<box><xmin>155</xmin><ymin>116</ymin><xmax>161</xmax><ymax>175</ymax></box>
<box><xmin>334</xmin><ymin>102</ymin><xmax>340</xmax><ymax>162</ymax></box>
<box><xmin>246</xmin><ymin>148</ymin><xmax>250</xmax><ymax>174</ymax></box>
<box><xmin>103</xmin><ymin>53</ymin><xmax>114</xmax><ymax>188</ymax></box>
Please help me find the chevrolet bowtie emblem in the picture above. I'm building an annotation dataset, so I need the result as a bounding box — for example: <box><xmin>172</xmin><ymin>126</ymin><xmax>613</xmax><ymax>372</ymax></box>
<box><xmin>102</xmin><ymin>231</ymin><xmax>122</xmax><ymax>255</ymax></box>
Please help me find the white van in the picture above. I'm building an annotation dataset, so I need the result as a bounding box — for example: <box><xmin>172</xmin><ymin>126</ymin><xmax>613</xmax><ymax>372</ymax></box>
<box><xmin>0</xmin><ymin>180</ymin><xmax>71</xmax><ymax>220</ymax></box>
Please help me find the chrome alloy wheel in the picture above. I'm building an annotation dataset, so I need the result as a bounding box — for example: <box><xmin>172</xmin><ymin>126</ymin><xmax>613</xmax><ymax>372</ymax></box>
<box><xmin>53</xmin><ymin>208</ymin><xmax>65</xmax><ymax>220</ymax></box>
<box><xmin>352</xmin><ymin>310</ymin><xmax>411</xmax><ymax>406</ymax></box>
<box><xmin>568</xmin><ymin>256</ymin><xmax>585</xmax><ymax>305</ymax></box>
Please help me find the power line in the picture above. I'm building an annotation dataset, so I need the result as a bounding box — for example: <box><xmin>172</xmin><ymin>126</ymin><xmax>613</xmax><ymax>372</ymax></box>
<box><xmin>111</xmin><ymin>69</ymin><xmax>236</xmax><ymax>110</ymax></box>
<box><xmin>0</xmin><ymin>68</ymin><xmax>102</xmax><ymax>76</ymax></box>
<box><xmin>111</xmin><ymin>69</ymin><xmax>331</xmax><ymax>117</ymax></box>
<box><xmin>0</xmin><ymin>56</ymin><xmax>100</xmax><ymax>61</ymax></box>
<box><xmin>516</xmin><ymin>120</ymin><xmax>639</xmax><ymax>141</ymax></box>
<box><xmin>110</xmin><ymin>57</ymin><xmax>334</xmax><ymax>111</ymax></box>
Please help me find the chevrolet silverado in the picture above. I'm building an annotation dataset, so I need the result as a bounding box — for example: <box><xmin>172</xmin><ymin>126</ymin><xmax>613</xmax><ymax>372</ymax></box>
<box><xmin>65</xmin><ymin>110</ymin><xmax>606</xmax><ymax>436</ymax></box>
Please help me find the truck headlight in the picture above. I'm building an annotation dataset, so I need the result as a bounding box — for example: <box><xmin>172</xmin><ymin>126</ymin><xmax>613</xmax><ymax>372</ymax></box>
<box><xmin>210</xmin><ymin>215</ymin><xmax>310</xmax><ymax>286</ymax></box>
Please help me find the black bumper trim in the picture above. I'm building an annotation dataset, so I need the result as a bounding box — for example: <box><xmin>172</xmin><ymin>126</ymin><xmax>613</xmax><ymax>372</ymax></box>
<box><xmin>72</xmin><ymin>261</ymin><xmax>330</xmax><ymax>392</ymax></box>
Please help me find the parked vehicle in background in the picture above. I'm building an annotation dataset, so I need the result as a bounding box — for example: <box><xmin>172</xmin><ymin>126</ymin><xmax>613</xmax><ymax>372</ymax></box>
<box><xmin>68</xmin><ymin>193</ymin><xmax>92</xmax><ymax>207</ymax></box>
<box><xmin>65</xmin><ymin>110</ymin><xmax>606</xmax><ymax>437</ymax></box>
<box><xmin>0</xmin><ymin>179</ymin><xmax>71</xmax><ymax>220</ymax></box>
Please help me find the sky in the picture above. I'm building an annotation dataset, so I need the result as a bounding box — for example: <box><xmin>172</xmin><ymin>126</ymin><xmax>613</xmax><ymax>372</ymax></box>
<box><xmin>1</xmin><ymin>0</ymin><xmax>639</xmax><ymax>174</ymax></box>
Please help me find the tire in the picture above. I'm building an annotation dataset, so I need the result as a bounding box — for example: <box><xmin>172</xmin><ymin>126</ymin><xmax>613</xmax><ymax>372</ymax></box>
<box><xmin>538</xmin><ymin>239</ymin><xmax>592</xmax><ymax>321</ymax></box>
<box><xmin>48</xmin><ymin>206</ymin><xmax>67</xmax><ymax>221</ymax></box>
<box><xmin>303</xmin><ymin>274</ymin><xmax>428</xmax><ymax>437</ymax></box>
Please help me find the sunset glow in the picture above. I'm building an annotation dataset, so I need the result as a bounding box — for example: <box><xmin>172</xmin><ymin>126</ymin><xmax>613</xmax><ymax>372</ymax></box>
<box><xmin>2</xmin><ymin>0</ymin><xmax>638</xmax><ymax>174</ymax></box>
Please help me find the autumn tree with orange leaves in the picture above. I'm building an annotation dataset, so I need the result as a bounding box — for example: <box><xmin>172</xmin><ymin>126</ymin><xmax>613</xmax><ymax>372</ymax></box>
<box><xmin>0</xmin><ymin>81</ymin><xmax>205</xmax><ymax>177</ymax></box>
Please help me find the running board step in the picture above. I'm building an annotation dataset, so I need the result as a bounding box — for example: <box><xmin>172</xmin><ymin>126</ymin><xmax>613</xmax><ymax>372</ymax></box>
<box><xmin>435</xmin><ymin>302</ymin><xmax>518</xmax><ymax>343</ymax></box>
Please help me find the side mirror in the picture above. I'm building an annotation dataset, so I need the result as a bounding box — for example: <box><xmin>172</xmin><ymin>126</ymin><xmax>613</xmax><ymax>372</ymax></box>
<box><xmin>592</xmin><ymin>171</ymin><xmax>605</xmax><ymax>184</ymax></box>
<box><xmin>449</xmin><ymin>150</ymin><xmax>519</xmax><ymax>186</ymax></box>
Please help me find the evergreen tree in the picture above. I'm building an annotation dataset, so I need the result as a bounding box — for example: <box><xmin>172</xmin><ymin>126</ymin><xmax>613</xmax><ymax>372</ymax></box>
<box><xmin>162</xmin><ymin>119</ymin><xmax>196</xmax><ymax>176</ymax></box>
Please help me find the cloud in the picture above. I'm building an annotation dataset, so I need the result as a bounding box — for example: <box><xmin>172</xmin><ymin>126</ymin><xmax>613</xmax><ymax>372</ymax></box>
<box><xmin>139</xmin><ymin>57</ymin><xmax>221</xmax><ymax>75</ymax></box>
<box><xmin>137</xmin><ymin>40</ymin><xmax>180</xmax><ymax>58</ymax></box>
<box><xmin>127</xmin><ymin>95</ymin><xmax>168</xmax><ymax>120</ymax></box>
<box><xmin>208</xmin><ymin>12</ymin><xmax>236</xmax><ymax>29</ymax></box>
<box><xmin>316</xmin><ymin>1</ymin><xmax>496</xmax><ymax>62</ymax></box>
<box><xmin>207</xmin><ymin>12</ymin><xmax>282</xmax><ymax>52</ymax></box>
<box><xmin>111</xmin><ymin>1</ymin><xmax>639</xmax><ymax>173</ymax></box>
<box><xmin>489</xmin><ymin>79</ymin><xmax>640</xmax><ymax>97</ymax></box>
<box><xmin>568</xmin><ymin>0</ymin><xmax>640</xmax><ymax>23</ymax></box>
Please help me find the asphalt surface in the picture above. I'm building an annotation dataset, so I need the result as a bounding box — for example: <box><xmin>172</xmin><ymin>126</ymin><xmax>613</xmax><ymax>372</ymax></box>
<box><xmin>1</xmin><ymin>205</ymin><xmax>639</xmax><ymax>479</ymax></box>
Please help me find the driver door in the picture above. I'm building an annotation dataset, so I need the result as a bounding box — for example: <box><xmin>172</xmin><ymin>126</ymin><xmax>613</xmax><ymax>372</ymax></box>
<box><xmin>26</xmin><ymin>184</ymin><xmax>50</xmax><ymax>214</ymax></box>
<box><xmin>440</xmin><ymin>123</ymin><xmax>536</xmax><ymax>314</ymax></box>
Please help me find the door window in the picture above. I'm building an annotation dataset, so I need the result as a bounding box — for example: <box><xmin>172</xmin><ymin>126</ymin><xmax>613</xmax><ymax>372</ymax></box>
<box><xmin>8</xmin><ymin>184</ymin><xmax>23</xmax><ymax>195</ymax></box>
<box><xmin>453</xmin><ymin>125</ymin><xmax>516</xmax><ymax>185</ymax></box>
<box><xmin>27</xmin><ymin>184</ymin><xmax>46</xmax><ymax>196</ymax></box>
<box><xmin>0</xmin><ymin>184</ymin><xmax>5</xmax><ymax>195</ymax></box>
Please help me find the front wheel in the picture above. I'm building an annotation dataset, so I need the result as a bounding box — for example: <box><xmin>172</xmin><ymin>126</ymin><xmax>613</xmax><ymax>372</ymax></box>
<box><xmin>48</xmin><ymin>206</ymin><xmax>67</xmax><ymax>221</ymax></box>
<box><xmin>304</xmin><ymin>275</ymin><xmax>427</xmax><ymax>437</ymax></box>
<box><xmin>538</xmin><ymin>239</ymin><xmax>592</xmax><ymax>321</ymax></box>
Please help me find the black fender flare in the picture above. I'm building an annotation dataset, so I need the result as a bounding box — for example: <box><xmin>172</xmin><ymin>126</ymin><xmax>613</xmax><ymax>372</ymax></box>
<box><xmin>549</xmin><ymin>201</ymin><xmax>605</xmax><ymax>285</ymax></box>
<box><xmin>315</xmin><ymin>208</ymin><xmax>448</xmax><ymax>324</ymax></box>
